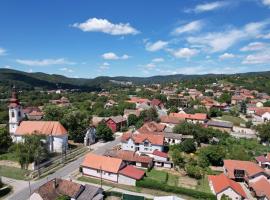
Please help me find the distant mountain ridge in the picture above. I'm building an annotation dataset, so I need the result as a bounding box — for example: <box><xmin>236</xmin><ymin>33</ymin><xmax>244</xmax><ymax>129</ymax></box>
<box><xmin>0</xmin><ymin>68</ymin><xmax>270</xmax><ymax>91</ymax></box>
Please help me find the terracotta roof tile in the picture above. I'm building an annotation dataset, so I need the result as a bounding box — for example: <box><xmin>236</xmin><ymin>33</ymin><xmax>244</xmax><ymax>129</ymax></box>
<box><xmin>249</xmin><ymin>177</ymin><xmax>270</xmax><ymax>199</ymax></box>
<box><xmin>153</xmin><ymin>150</ymin><xmax>168</xmax><ymax>158</ymax></box>
<box><xmin>169</xmin><ymin>113</ymin><xmax>207</xmax><ymax>121</ymax></box>
<box><xmin>121</xmin><ymin>132</ymin><xmax>164</xmax><ymax>146</ymax></box>
<box><xmin>119</xmin><ymin>165</ymin><xmax>145</xmax><ymax>180</ymax></box>
<box><xmin>15</xmin><ymin>121</ymin><xmax>67</xmax><ymax>136</ymax></box>
<box><xmin>208</xmin><ymin>174</ymin><xmax>246</xmax><ymax>198</ymax></box>
<box><xmin>82</xmin><ymin>153</ymin><xmax>124</xmax><ymax>173</ymax></box>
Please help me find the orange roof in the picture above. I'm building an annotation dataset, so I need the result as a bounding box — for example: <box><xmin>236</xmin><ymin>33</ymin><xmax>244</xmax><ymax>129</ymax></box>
<box><xmin>15</xmin><ymin>121</ymin><xmax>67</xmax><ymax>136</ymax></box>
<box><xmin>137</xmin><ymin>122</ymin><xmax>166</xmax><ymax>134</ymax></box>
<box><xmin>81</xmin><ymin>153</ymin><xmax>124</xmax><ymax>173</ymax></box>
<box><xmin>160</xmin><ymin>116</ymin><xmax>184</xmax><ymax>124</ymax></box>
<box><xmin>119</xmin><ymin>165</ymin><xmax>145</xmax><ymax>180</ymax></box>
<box><xmin>128</xmin><ymin>97</ymin><xmax>150</xmax><ymax>104</ymax></box>
<box><xmin>121</xmin><ymin>132</ymin><xmax>164</xmax><ymax>146</ymax></box>
<box><xmin>208</xmin><ymin>174</ymin><xmax>246</xmax><ymax>198</ymax></box>
<box><xmin>169</xmin><ymin>113</ymin><xmax>207</xmax><ymax>120</ymax></box>
<box><xmin>249</xmin><ymin>178</ymin><xmax>270</xmax><ymax>199</ymax></box>
<box><xmin>223</xmin><ymin>160</ymin><xmax>266</xmax><ymax>179</ymax></box>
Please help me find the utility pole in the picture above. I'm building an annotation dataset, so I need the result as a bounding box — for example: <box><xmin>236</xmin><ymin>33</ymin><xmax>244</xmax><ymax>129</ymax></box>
<box><xmin>100</xmin><ymin>165</ymin><xmax>102</xmax><ymax>189</ymax></box>
<box><xmin>28</xmin><ymin>180</ymin><xmax>31</xmax><ymax>196</ymax></box>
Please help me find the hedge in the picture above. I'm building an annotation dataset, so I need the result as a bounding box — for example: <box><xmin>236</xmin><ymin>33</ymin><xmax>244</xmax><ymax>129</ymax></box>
<box><xmin>0</xmin><ymin>186</ymin><xmax>12</xmax><ymax>198</ymax></box>
<box><xmin>136</xmin><ymin>179</ymin><xmax>216</xmax><ymax>200</ymax></box>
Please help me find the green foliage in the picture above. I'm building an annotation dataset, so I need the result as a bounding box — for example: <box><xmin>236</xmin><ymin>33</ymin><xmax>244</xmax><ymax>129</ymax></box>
<box><xmin>256</xmin><ymin>122</ymin><xmax>270</xmax><ymax>143</ymax></box>
<box><xmin>185</xmin><ymin>164</ymin><xmax>204</xmax><ymax>179</ymax></box>
<box><xmin>96</xmin><ymin>123</ymin><xmax>114</xmax><ymax>141</ymax></box>
<box><xmin>0</xmin><ymin>127</ymin><xmax>12</xmax><ymax>153</ymax></box>
<box><xmin>218</xmin><ymin>92</ymin><xmax>232</xmax><ymax>104</ymax></box>
<box><xmin>127</xmin><ymin>114</ymin><xmax>139</xmax><ymax>126</ymax></box>
<box><xmin>178</xmin><ymin>139</ymin><xmax>196</xmax><ymax>153</ymax></box>
<box><xmin>208</xmin><ymin>107</ymin><xmax>222</xmax><ymax>117</ymax></box>
<box><xmin>56</xmin><ymin>195</ymin><xmax>70</xmax><ymax>200</ymax></box>
<box><xmin>0</xmin><ymin>186</ymin><xmax>12</xmax><ymax>198</ymax></box>
<box><xmin>136</xmin><ymin>179</ymin><xmax>216</xmax><ymax>200</ymax></box>
<box><xmin>263</xmin><ymin>101</ymin><xmax>270</xmax><ymax>107</ymax></box>
<box><xmin>167</xmin><ymin>106</ymin><xmax>178</xmax><ymax>114</ymax></box>
<box><xmin>240</xmin><ymin>101</ymin><xmax>247</xmax><ymax>114</ymax></box>
<box><xmin>198</xmin><ymin>145</ymin><xmax>226</xmax><ymax>167</ymax></box>
<box><xmin>140</xmin><ymin>108</ymin><xmax>158</xmax><ymax>122</ymax></box>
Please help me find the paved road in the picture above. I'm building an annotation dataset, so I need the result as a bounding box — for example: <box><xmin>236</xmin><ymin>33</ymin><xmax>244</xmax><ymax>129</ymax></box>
<box><xmin>7</xmin><ymin>137</ymin><xmax>121</xmax><ymax>200</ymax></box>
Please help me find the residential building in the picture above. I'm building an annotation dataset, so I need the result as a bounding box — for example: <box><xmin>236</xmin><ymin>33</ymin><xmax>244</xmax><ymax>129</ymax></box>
<box><xmin>30</xmin><ymin>178</ymin><xmax>104</xmax><ymax>200</ymax></box>
<box><xmin>208</xmin><ymin>173</ymin><xmax>247</xmax><ymax>200</ymax></box>
<box><xmin>105</xmin><ymin>116</ymin><xmax>127</xmax><ymax>132</ymax></box>
<box><xmin>121</xmin><ymin>132</ymin><xmax>164</xmax><ymax>154</ymax></box>
<box><xmin>118</xmin><ymin>165</ymin><xmax>145</xmax><ymax>186</ymax></box>
<box><xmin>255</xmin><ymin>153</ymin><xmax>270</xmax><ymax>169</ymax></box>
<box><xmin>249</xmin><ymin>178</ymin><xmax>270</xmax><ymax>200</ymax></box>
<box><xmin>169</xmin><ymin>113</ymin><xmax>208</xmax><ymax>124</ymax></box>
<box><xmin>206</xmin><ymin>120</ymin><xmax>233</xmax><ymax>133</ymax></box>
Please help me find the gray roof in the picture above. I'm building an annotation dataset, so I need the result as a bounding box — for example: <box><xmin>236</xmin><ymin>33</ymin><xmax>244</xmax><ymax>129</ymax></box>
<box><xmin>109</xmin><ymin>115</ymin><xmax>126</xmax><ymax>123</ymax></box>
<box><xmin>77</xmin><ymin>184</ymin><xmax>103</xmax><ymax>200</ymax></box>
<box><xmin>164</xmin><ymin>132</ymin><xmax>193</xmax><ymax>140</ymax></box>
<box><xmin>207</xmin><ymin>120</ymin><xmax>233</xmax><ymax>128</ymax></box>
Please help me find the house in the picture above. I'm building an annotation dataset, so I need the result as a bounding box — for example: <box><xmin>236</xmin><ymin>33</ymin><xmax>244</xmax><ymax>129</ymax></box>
<box><xmin>160</xmin><ymin>116</ymin><xmax>184</xmax><ymax>128</ymax></box>
<box><xmin>104</xmin><ymin>149</ymin><xmax>153</xmax><ymax>168</ymax></box>
<box><xmin>164</xmin><ymin>132</ymin><xmax>193</xmax><ymax>145</ymax></box>
<box><xmin>118</xmin><ymin>165</ymin><xmax>145</xmax><ymax>186</ymax></box>
<box><xmin>123</xmin><ymin>109</ymin><xmax>141</xmax><ymax>119</ymax></box>
<box><xmin>208</xmin><ymin>173</ymin><xmax>247</xmax><ymax>200</ymax></box>
<box><xmin>152</xmin><ymin>150</ymin><xmax>173</xmax><ymax>168</ymax></box>
<box><xmin>150</xmin><ymin>99</ymin><xmax>164</xmax><ymax>109</ymax></box>
<box><xmin>126</xmin><ymin>97</ymin><xmax>150</xmax><ymax>109</ymax></box>
<box><xmin>255</xmin><ymin>153</ymin><xmax>270</xmax><ymax>169</ymax></box>
<box><xmin>137</xmin><ymin>121</ymin><xmax>166</xmax><ymax>134</ymax></box>
<box><xmin>14</xmin><ymin>121</ymin><xmax>68</xmax><ymax>153</ymax></box>
<box><xmin>50</xmin><ymin>96</ymin><xmax>71</xmax><ymax>107</ymax></box>
<box><xmin>206</xmin><ymin>120</ymin><xmax>233</xmax><ymax>133</ymax></box>
<box><xmin>105</xmin><ymin>116</ymin><xmax>127</xmax><ymax>132</ymax></box>
<box><xmin>249</xmin><ymin>178</ymin><xmax>270</xmax><ymax>200</ymax></box>
<box><xmin>84</xmin><ymin>126</ymin><xmax>96</xmax><ymax>146</ymax></box>
<box><xmin>81</xmin><ymin>153</ymin><xmax>145</xmax><ymax>185</ymax></box>
<box><xmin>27</xmin><ymin>110</ymin><xmax>44</xmax><ymax>120</ymax></box>
<box><xmin>121</xmin><ymin>132</ymin><xmax>164</xmax><ymax>154</ymax></box>
<box><xmin>223</xmin><ymin>160</ymin><xmax>269</xmax><ymax>184</ymax></box>
<box><xmin>169</xmin><ymin>113</ymin><xmax>207</xmax><ymax>124</ymax></box>
<box><xmin>30</xmin><ymin>178</ymin><xmax>104</xmax><ymax>200</ymax></box>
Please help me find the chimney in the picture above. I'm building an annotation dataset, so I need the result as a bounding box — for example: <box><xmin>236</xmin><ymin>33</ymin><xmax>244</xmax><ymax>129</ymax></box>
<box><xmin>53</xmin><ymin>178</ymin><xmax>58</xmax><ymax>189</ymax></box>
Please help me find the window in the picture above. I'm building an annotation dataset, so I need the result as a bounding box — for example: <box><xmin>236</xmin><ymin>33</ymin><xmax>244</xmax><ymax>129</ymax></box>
<box><xmin>18</xmin><ymin>111</ymin><xmax>21</xmax><ymax>117</ymax></box>
<box><xmin>11</xmin><ymin>111</ymin><xmax>15</xmax><ymax>118</ymax></box>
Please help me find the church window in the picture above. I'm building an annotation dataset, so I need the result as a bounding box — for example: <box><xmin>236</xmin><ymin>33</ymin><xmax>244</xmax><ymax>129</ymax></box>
<box><xmin>18</xmin><ymin>111</ymin><xmax>21</xmax><ymax>117</ymax></box>
<box><xmin>11</xmin><ymin>111</ymin><xmax>15</xmax><ymax>118</ymax></box>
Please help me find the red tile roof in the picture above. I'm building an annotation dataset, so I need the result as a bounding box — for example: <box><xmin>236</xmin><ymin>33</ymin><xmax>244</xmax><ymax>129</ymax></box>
<box><xmin>82</xmin><ymin>153</ymin><xmax>124</xmax><ymax>173</ymax></box>
<box><xmin>15</xmin><ymin>121</ymin><xmax>67</xmax><ymax>136</ymax></box>
<box><xmin>169</xmin><ymin>113</ymin><xmax>207</xmax><ymax>121</ymax></box>
<box><xmin>208</xmin><ymin>174</ymin><xmax>246</xmax><ymax>198</ymax></box>
<box><xmin>137</xmin><ymin>122</ymin><xmax>166</xmax><ymax>134</ymax></box>
<box><xmin>223</xmin><ymin>160</ymin><xmax>266</xmax><ymax>179</ymax></box>
<box><xmin>119</xmin><ymin>165</ymin><xmax>145</xmax><ymax>180</ymax></box>
<box><xmin>249</xmin><ymin>177</ymin><xmax>270</xmax><ymax>199</ymax></box>
<box><xmin>151</xmin><ymin>99</ymin><xmax>163</xmax><ymax>106</ymax></box>
<box><xmin>153</xmin><ymin>150</ymin><xmax>168</xmax><ymax>158</ymax></box>
<box><xmin>160</xmin><ymin>116</ymin><xmax>184</xmax><ymax>124</ymax></box>
<box><xmin>121</xmin><ymin>132</ymin><xmax>164</xmax><ymax>146</ymax></box>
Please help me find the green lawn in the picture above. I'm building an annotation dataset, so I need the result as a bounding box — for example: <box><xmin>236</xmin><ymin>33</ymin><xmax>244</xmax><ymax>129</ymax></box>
<box><xmin>220</xmin><ymin>115</ymin><xmax>245</xmax><ymax>126</ymax></box>
<box><xmin>0</xmin><ymin>152</ymin><xmax>19</xmax><ymax>162</ymax></box>
<box><xmin>167</xmin><ymin>173</ymin><xmax>179</xmax><ymax>186</ymax></box>
<box><xmin>0</xmin><ymin>165</ymin><xmax>30</xmax><ymax>180</ymax></box>
<box><xmin>145</xmin><ymin>169</ymin><xmax>168</xmax><ymax>183</ymax></box>
<box><xmin>196</xmin><ymin>176</ymin><xmax>211</xmax><ymax>193</ymax></box>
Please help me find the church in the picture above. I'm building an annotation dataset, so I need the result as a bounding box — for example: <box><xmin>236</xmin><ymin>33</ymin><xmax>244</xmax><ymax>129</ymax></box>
<box><xmin>8</xmin><ymin>87</ymin><xmax>68</xmax><ymax>153</ymax></box>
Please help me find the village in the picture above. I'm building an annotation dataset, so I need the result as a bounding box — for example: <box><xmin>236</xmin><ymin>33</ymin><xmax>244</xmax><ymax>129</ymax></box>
<box><xmin>0</xmin><ymin>79</ymin><xmax>270</xmax><ymax>200</ymax></box>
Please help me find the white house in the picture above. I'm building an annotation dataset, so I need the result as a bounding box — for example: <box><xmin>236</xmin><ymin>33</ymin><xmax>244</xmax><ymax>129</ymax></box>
<box><xmin>81</xmin><ymin>153</ymin><xmax>144</xmax><ymax>185</ymax></box>
<box><xmin>121</xmin><ymin>132</ymin><xmax>164</xmax><ymax>155</ymax></box>
<box><xmin>208</xmin><ymin>174</ymin><xmax>247</xmax><ymax>200</ymax></box>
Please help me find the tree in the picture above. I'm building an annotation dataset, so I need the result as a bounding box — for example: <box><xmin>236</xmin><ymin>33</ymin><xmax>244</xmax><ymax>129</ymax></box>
<box><xmin>185</xmin><ymin>164</ymin><xmax>204</xmax><ymax>179</ymax></box>
<box><xmin>179</xmin><ymin>139</ymin><xmax>196</xmax><ymax>153</ymax></box>
<box><xmin>96</xmin><ymin>123</ymin><xmax>114</xmax><ymax>141</ymax></box>
<box><xmin>263</xmin><ymin>101</ymin><xmax>270</xmax><ymax>107</ymax></box>
<box><xmin>198</xmin><ymin>145</ymin><xmax>226</xmax><ymax>167</ymax></box>
<box><xmin>43</xmin><ymin>105</ymin><xmax>65</xmax><ymax>121</ymax></box>
<box><xmin>240</xmin><ymin>101</ymin><xmax>247</xmax><ymax>114</ymax></box>
<box><xmin>167</xmin><ymin>106</ymin><xmax>178</xmax><ymax>114</ymax></box>
<box><xmin>61</xmin><ymin>110</ymin><xmax>90</xmax><ymax>143</ymax></box>
<box><xmin>0</xmin><ymin>127</ymin><xmax>12</xmax><ymax>153</ymax></box>
<box><xmin>256</xmin><ymin>123</ymin><xmax>270</xmax><ymax>143</ymax></box>
<box><xmin>14</xmin><ymin>134</ymin><xmax>48</xmax><ymax>169</ymax></box>
<box><xmin>127</xmin><ymin>114</ymin><xmax>138</xmax><ymax>126</ymax></box>
<box><xmin>208</xmin><ymin>107</ymin><xmax>222</xmax><ymax>117</ymax></box>
<box><xmin>56</xmin><ymin>195</ymin><xmax>70</xmax><ymax>200</ymax></box>
<box><xmin>218</xmin><ymin>92</ymin><xmax>232</xmax><ymax>104</ymax></box>
<box><xmin>140</xmin><ymin>108</ymin><xmax>158</xmax><ymax>122</ymax></box>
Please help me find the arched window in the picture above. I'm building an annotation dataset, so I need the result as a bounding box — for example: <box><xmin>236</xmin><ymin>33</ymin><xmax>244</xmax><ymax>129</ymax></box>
<box><xmin>18</xmin><ymin>111</ymin><xmax>21</xmax><ymax>117</ymax></box>
<box><xmin>11</xmin><ymin>111</ymin><xmax>15</xmax><ymax>118</ymax></box>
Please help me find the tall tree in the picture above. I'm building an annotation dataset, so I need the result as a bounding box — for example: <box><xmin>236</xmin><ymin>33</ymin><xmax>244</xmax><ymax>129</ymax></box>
<box><xmin>0</xmin><ymin>127</ymin><xmax>12</xmax><ymax>153</ymax></box>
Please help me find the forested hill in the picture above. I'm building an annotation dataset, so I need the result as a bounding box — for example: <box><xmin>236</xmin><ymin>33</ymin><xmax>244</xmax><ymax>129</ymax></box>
<box><xmin>0</xmin><ymin>68</ymin><xmax>270</xmax><ymax>93</ymax></box>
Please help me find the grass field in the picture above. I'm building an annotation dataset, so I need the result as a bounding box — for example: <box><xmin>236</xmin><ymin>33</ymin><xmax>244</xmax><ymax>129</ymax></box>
<box><xmin>0</xmin><ymin>165</ymin><xmax>30</xmax><ymax>180</ymax></box>
<box><xmin>0</xmin><ymin>152</ymin><xmax>19</xmax><ymax>162</ymax></box>
<box><xmin>220</xmin><ymin>115</ymin><xmax>245</xmax><ymax>126</ymax></box>
<box><xmin>196</xmin><ymin>176</ymin><xmax>211</xmax><ymax>193</ymax></box>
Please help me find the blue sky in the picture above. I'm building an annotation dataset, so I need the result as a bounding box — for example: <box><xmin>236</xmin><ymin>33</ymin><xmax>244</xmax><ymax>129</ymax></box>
<box><xmin>0</xmin><ymin>0</ymin><xmax>270</xmax><ymax>78</ymax></box>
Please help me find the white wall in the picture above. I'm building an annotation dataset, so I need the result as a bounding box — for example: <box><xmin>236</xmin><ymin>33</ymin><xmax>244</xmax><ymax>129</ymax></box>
<box><xmin>30</xmin><ymin>192</ymin><xmax>43</xmax><ymax>200</ymax></box>
<box><xmin>122</xmin><ymin>138</ymin><xmax>136</xmax><ymax>151</ymax></box>
<box><xmin>82</xmin><ymin>167</ymin><xmax>118</xmax><ymax>182</ymax></box>
<box><xmin>216</xmin><ymin>188</ymin><xmax>244</xmax><ymax>200</ymax></box>
<box><xmin>153</xmin><ymin>155</ymin><xmax>167</xmax><ymax>161</ymax></box>
<box><xmin>122</xmin><ymin>139</ymin><xmax>163</xmax><ymax>154</ymax></box>
<box><xmin>52</xmin><ymin>135</ymin><xmax>68</xmax><ymax>153</ymax></box>
<box><xmin>118</xmin><ymin>174</ymin><xmax>136</xmax><ymax>186</ymax></box>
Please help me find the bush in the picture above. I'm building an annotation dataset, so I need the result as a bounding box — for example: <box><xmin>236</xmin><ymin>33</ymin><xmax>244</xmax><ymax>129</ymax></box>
<box><xmin>185</xmin><ymin>164</ymin><xmax>204</xmax><ymax>179</ymax></box>
<box><xmin>136</xmin><ymin>179</ymin><xmax>215</xmax><ymax>200</ymax></box>
<box><xmin>0</xmin><ymin>186</ymin><xmax>12</xmax><ymax>198</ymax></box>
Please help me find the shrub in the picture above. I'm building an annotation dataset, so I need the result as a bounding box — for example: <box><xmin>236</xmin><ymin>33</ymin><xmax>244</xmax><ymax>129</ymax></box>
<box><xmin>0</xmin><ymin>186</ymin><xmax>12</xmax><ymax>198</ymax></box>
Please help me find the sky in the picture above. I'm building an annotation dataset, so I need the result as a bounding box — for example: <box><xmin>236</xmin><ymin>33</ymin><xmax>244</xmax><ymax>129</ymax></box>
<box><xmin>0</xmin><ymin>0</ymin><xmax>270</xmax><ymax>78</ymax></box>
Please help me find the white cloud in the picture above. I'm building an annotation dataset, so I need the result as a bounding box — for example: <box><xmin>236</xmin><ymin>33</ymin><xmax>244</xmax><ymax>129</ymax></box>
<box><xmin>171</xmin><ymin>48</ymin><xmax>199</xmax><ymax>59</ymax></box>
<box><xmin>72</xmin><ymin>18</ymin><xmax>139</xmax><ymax>35</ymax></box>
<box><xmin>99</xmin><ymin>62</ymin><xmax>110</xmax><ymax>70</ymax></box>
<box><xmin>102</xmin><ymin>52</ymin><xmax>130</xmax><ymax>60</ymax></box>
<box><xmin>240</xmin><ymin>42</ymin><xmax>268</xmax><ymax>51</ymax></box>
<box><xmin>0</xmin><ymin>47</ymin><xmax>6</xmax><ymax>56</ymax></box>
<box><xmin>187</xmin><ymin>21</ymin><xmax>268</xmax><ymax>52</ymax></box>
<box><xmin>186</xmin><ymin>1</ymin><xmax>228</xmax><ymax>13</ymax></box>
<box><xmin>258</xmin><ymin>32</ymin><xmax>270</xmax><ymax>39</ymax></box>
<box><xmin>262</xmin><ymin>0</ymin><xmax>270</xmax><ymax>7</ymax></box>
<box><xmin>219</xmin><ymin>53</ymin><xmax>235</xmax><ymax>60</ymax></box>
<box><xmin>28</xmin><ymin>69</ymin><xmax>33</xmax><ymax>73</ymax></box>
<box><xmin>16</xmin><ymin>58</ymin><xmax>74</xmax><ymax>66</ymax></box>
<box><xmin>145</xmin><ymin>40</ymin><xmax>168</xmax><ymax>52</ymax></box>
<box><xmin>242</xmin><ymin>50</ymin><xmax>270</xmax><ymax>64</ymax></box>
<box><xmin>59</xmin><ymin>67</ymin><xmax>74</xmax><ymax>73</ymax></box>
<box><xmin>4</xmin><ymin>65</ymin><xmax>11</xmax><ymax>69</ymax></box>
<box><xmin>152</xmin><ymin>58</ymin><xmax>164</xmax><ymax>62</ymax></box>
<box><xmin>146</xmin><ymin>63</ymin><xmax>156</xmax><ymax>69</ymax></box>
<box><xmin>172</xmin><ymin>20</ymin><xmax>204</xmax><ymax>35</ymax></box>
